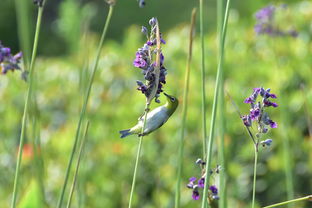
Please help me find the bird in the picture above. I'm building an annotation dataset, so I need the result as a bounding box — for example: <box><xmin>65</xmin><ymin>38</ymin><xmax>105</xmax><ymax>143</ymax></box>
<box><xmin>119</xmin><ymin>93</ymin><xmax>178</xmax><ymax>138</ymax></box>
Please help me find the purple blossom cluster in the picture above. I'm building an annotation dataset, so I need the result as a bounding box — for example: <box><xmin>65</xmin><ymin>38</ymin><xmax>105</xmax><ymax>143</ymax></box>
<box><xmin>254</xmin><ymin>5</ymin><xmax>298</xmax><ymax>38</ymax></box>
<box><xmin>133</xmin><ymin>17</ymin><xmax>167</xmax><ymax>103</ymax></box>
<box><xmin>0</xmin><ymin>42</ymin><xmax>23</xmax><ymax>75</ymax></box>
<box><xmin>186</xmin><ymin>159</ymin><xmax>220</xmax><ymax>201</ymax></box>
<box><xmin>242</xmin><ymin>87</ymin><xmax>278</xmax><ymax>134</ymax></box>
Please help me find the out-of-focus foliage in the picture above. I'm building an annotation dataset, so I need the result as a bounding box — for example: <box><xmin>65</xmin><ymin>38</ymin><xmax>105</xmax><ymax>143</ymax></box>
<box><xmin>0</xmin><ymin>0</ymin><xmax>312</xmax><ymax>208</ymax></box>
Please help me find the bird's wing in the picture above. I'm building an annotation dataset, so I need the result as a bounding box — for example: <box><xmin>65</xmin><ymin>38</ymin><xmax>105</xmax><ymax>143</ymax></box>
<box><xmin>144</xmin><ymin>106</ymin><xmax>169</xmax><ymax>134</ymax></box>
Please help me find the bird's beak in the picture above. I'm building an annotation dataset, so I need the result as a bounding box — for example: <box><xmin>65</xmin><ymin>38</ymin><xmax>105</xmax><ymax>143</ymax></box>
<box><xmin>164</xmin><ymin>92</ymin><xmax>171</xmax><ymax>98</ymax></box>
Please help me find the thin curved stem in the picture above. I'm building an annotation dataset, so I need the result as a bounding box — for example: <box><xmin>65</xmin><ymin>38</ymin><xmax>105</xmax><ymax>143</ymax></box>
<box><xmin>174</xmin><ymin>8</ymin><xmax>197</xmax><ymax>208</ymax></box>
<box><xmin>263</xmin><ymin>195</ymin><xmax>312</xmax><ymax>208</ymax></box>
<box><xmin>217</xmin><ymin>0</ymin><xmax>226</xmax><ymax>207</ymax></box>
<box><xmin>11</xmin><ymin>4</ymin><xmax>44</xmax><ymax>208</ymax></box>
<box><xmin>66</xmin><ymin>121</ymin><xmax>90</xmax><ymax>208</ymax></box>
<box><xmin>56</xmin><ymin>5</ymin><xmax>114</xmax><ymax>208</ymax></box>
<box><xmin>199</xmin><ymin>0</ymin><xmax>207</xmax><ymax>160</ymax></box>
<box><xmin>252</xmin><ymin>146</ymin><xmax>258</xmax><ymax>208</ymax></box>
<box><xmin>128</xmin><ymin>105</ymin><xmax>149</xmax><ymax>208</ymax></box>
<box><xmin>201</xmin><ymin>0</ymin><xmax>231</xmax><ymax>207</ymax></box>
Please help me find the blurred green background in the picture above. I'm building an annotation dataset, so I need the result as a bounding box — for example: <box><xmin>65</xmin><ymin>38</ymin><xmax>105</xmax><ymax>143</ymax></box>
<box><xmin>0</xmin><ymin>0</ymin><xmax>312</xmax><ymax>207</ymax></box>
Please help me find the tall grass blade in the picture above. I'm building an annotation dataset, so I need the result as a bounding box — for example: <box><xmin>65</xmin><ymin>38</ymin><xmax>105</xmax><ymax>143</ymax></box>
<box><xmin>174</xmin><ymin>8</ymin><xmax>197</xmax><ymax>208</ymax></box>
<box><xmin>14</xmin><ymin>0</ymin><xmax>32</xmax><ymax>67</ymax></box>
<box><xmin>199</xmin><ymin>0</ymin><xmax>208</xmax><ymax>159</ymax></box>
<box><xmin>56</xmin><ymin>5</ymin><xmax>114</xmax><ymax>208</ymax></box>
<box><xmin>251</xmin><ymin>146</ymin><xmax>258</xmax><ymax>208</ymax></box>
<box><xmin>201</xmin><ymin>0</ymin><xmax>231</xmax><ymax>207</ymax></box>
<box><xmin>11</xmin><ymin>3</ymin><xmax>45</xmax><ymax>208</ymax></box>
<box><xmin>271</xmin><ymin>42</ymin><xmax>295</xmax><ymax>203</ymax></box>
<box><xmin>66</xmin><ymin>121</ymin><xmax>90</xmax><ymax>208</ymax></box>
<box><xmin>217</xmin><ymin>0</ymin><xmax>227</xmax><ymax>207</ymax></box>
<box><xmin>263</xmin><ymin>195</ymin><xmax>312</xmax><ymax>208</ymax></box>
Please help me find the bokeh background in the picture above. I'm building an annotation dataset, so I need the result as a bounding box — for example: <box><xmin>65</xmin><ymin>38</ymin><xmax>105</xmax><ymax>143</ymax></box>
<box><xmin>0</xmin><ymin>0</ymin><xmax>311</xmax><ymax>207</ymax></box>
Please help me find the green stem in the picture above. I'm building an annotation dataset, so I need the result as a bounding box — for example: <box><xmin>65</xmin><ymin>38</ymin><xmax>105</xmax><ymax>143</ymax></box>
<box><xmin>174</xmin><ymin>8</ymin><xmax>197</xmax><ymax>208</ymax></box>
<box><xmin>271</xmin><ymin>39</ymin><xmax>294</xmax><ymax>202</ymax></box>
<box><xmin>56</xmin><ymin>5</ymin><xmax>114</xmax><ymax>208</ymax></box>
<box><xmin>66</xmin><ymin>121</ymin><xmax>90</xmax><ymax>208</ymax></box>
<box><xmin>199</xmin><ymin>0</ymin><xmax>207</xmax><ymax>159</ymax></box>
<box><xmin>14</xmin><ymin>0</ymin><xmax>32</xmax><ymax>67</ymax></box>
<box><xmin>217</xmin><ymin>0</ymin><xmax>226</xmax><ymax>207</ymax></box>
<box><xmin>201</xmin><ymin>0</ymin><xmax>230</xmax><ymax>207</ymax></box>
<box><xmin>11</xmin><ymin>5</ymin><xmax>44</xmax><ymax>208</ymax></box>
<box><xmin>31</xmin><ymin>110</ymin><xmax>46</xmax><ymax>206</ymax></box>
<box><xmin>128</xmin><ymin>104</ymin><xmax>149</xmax><ymax>208</ymax></box>
<box><xmin>301</xmin><ymin>85</ymin><xmax>312</xmax><ymax>139</ymax></box>
<box><xmin>252</xmin><ymin>146</ymin><xmax>258</xmax><ymax>208</ymax></box>
<box><xmin>282</xmin><ymin>126</ymin><xmax>294</xmax><ymax>201</ymax></box>
<box><xmin>128</xmin><ymin>18</ymin><xmax>162</xmax><ymax>208</ymax></box>
<box><xmin>263</xmin><ymin>195</ymin><xmax>312</xmax><ymax>208</ymax></box>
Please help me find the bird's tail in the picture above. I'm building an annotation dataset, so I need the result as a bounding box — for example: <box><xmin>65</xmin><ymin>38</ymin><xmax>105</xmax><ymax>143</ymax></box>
<box><xmin>119</xmin><ymin>129</ymin><xmax>132</xmax><ymax>138</ymax></box>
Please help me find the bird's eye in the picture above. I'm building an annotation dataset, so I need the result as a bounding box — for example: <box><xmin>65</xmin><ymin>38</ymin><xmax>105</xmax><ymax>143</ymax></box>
<box><xmin>171</xmin><ymin>98</ymin><xmax>175</xmax><ymax>102</ymax></box>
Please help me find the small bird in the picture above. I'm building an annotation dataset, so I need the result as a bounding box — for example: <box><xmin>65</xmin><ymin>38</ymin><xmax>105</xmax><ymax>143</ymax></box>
<box><xmin>119</xmin><ymin>93</ymin><xmax>178</xmax><ymax>138</ymax></box>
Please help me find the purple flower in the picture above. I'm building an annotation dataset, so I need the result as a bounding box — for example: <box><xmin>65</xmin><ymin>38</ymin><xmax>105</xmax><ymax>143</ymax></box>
<box><xmin>149</xmin><ymin>17</ymin><xmax>156</xmax><ymax>26</ymax></box>
<box><xmin>269</xmin><ymin>120</ymin><xmax>277</xmax><ymax>128</ymax></box>
<box><xmin>254</xmin><ymin>4</ymin><xmax>298</xmax><ymax>38</ymax></box>
<box><xmin>209</xmin><ymin>185</ymin><xmax>218</xmax><ymax>195</ymax></box>
<box><xmin>261</xmin><ymin>138</ymin><xmax>273</xmax><ymax>147</ymax></box>
<box><xmin>141</xmin><ymin>26</ymin><xmax>148</xmax><ymax>35</ymax></box>
<box><xmin>189</xmin><ymin>177</ymin><xmax>197</xmax><ymax>182</ymax></box>
<box><xmin>192</xmin><ymin>188</ymin><xmax>200</xmax><ymax>200</ymax></box>
<box><xmin>133</xmin><ymin>56</ymin><xmax>147</xmax><ymax>69</ymax></box>
<box><xmin>255</xmin><ymin>5</ymin><xmax>275</xmax><ymax>21</ymax></box>
<box><xmin>0</xmin><ymin>42</ymin><xmax>23</xmax><ymax>75</ymax></box>
<box><xmin>243</xmin><ymin>87</ymin><xmax>278</xmax><ymax>135</ymax></box>
<box><xmin>250</xmin><ymin>108</ymin><xmax>260</xmax><ymax>120</ymax></box>
<box><xmin>242</xmin><ymin>115</ymin><xmax>252</xmax><ymax>127</ymax></box>
<box><xmin>269</xmin><ymin>93</ymin><xmax>277</xmax><ymax>99</ymax></box>
<box><xmin>187</xmin><ymin>177</ymin><xmax>196</xmax><ymax>189</ymax></box>
<box><xmin>146</xmin><ymin>41</ymin><xmax>153</xmax><ymax>46</ymax></box>
<box><xmin>133</xmin><ymin>18</ymin><xmax>168</xmax><ymax>103</ymax></box>
<box><xmin>136</xmin><ymin>80</ymin><xmax>148</xmax><ymax>94</ymax></box>
<box><xmin>244</xmin><ymin>97</ymin><xmax>253</xmax><ymax>104</ymax></box>
<box><xmin>187</xmin><ymin>160</ymin><xmax>221</xmax><ymax>201</ymax></box>
<box><xmin>198</xmin><ymin>178</ymin><xmax>205</xmax><ymax>188</ymax></box>
<box><xmin>264</xmin><ymin>100</ymin><xmax>278</xmax><ymax>107</ymax></box>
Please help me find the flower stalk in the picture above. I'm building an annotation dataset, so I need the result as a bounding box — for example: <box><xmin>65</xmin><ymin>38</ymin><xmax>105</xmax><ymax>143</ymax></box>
<box><xmin>128</xmin><ymin>18</ymin><xmax>162</xmax><ymax>208</ymax></box>
<box><xmin>56</xmin><ymin>4</ymin><xmax>114</xmax><ymax>208</ymax></box>
<box><xmin>11</xmin><ymin>3</ymin><xmax>44</xmax><ymax>207</ymax></box>
<box><xmin>174</xmin><ymin>8</ymin><xmax>197</xmax><ymax>208</ymax></box>
<box><xmin>201</xmin><ymin>0</ymin><xmax>231</xmax><ymax>207</ymax></box>
<box><xmin>252</xmin><ymin>145</ymin><xmax>258</xmax><ymax>208</ymax></box>
<box><xmin>66</xmin><ymin>121</ymin><xmax>90</xmax><ymax>208</ymax></box>
<box><xmin>263</xmin><ymin>195</ymin><xmax>312</xmax><ymax>208</ymax></box>
<box><xmin>199</xmin><ymin>0</ymin><xmax>207</xmax><ymax>160</ymax></box>
<box><xmin>217</xmin><ymin>0</ymin><xmax>226</xmax><ymax>207</ymax></box>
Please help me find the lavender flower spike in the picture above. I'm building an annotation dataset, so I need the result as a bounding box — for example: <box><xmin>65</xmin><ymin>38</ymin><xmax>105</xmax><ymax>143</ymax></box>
<box><xmin>0</xmin><ymin>42</ymin><xmax>23</xmax><ymax>75</ymax></box>
<box><xmin>132</xmin><ymin>18</ymin><xmax>167</xmax><ymax>103</ymax></box>
<box><xmin>254</xmin><ymin>4</ymin><xmax>298</xmax><ymax>38</ymax></box>
<box><xmin>242</xmin><ymin>87</ymin><xmax>278</xmax><ymax>132</ymax></box>
<box><xmin>255</xmin><ymin>5</ymin><xmax>275</xmax><ymax>21</ymax></box>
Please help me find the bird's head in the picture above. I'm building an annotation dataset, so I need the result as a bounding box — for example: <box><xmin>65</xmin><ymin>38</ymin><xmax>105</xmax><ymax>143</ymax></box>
<box><xmin>164</xmin><ymin>92</ymin><xmax>179</xmax><ymax>116</ymax></box>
